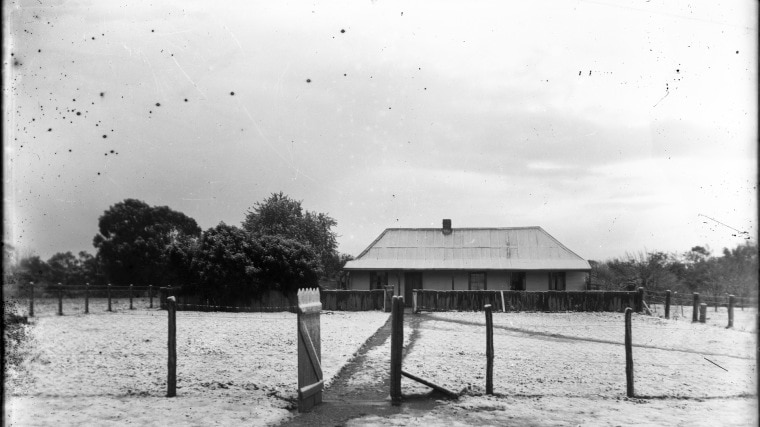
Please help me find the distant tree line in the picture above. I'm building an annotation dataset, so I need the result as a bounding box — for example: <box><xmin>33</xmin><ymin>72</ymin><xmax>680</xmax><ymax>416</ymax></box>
<box><xmin>5</xmin><ymin>193</ymin><xmax>353</xmax><ymax>302</ymax></box>
<box><xmin>588</xmin><ymin>243</ymin><xmax>758</xmax><ymax>299</ymax></box>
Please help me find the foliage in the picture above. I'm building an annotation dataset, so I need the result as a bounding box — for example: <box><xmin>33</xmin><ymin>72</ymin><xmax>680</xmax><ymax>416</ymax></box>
<box><xmin>242</xmin><ymin>192</ymin><xmax>339</xmax><ymax>279</ymax></box>
<box><xmin>589</xmin><ymin>242</ymin><xmax>758</xmax><ymax>298</ymax></box>
<box><xmin>14</xmin><ymin>255</ymin><xmax>51</xmax><ymax>286</ymax></box>
<box><xmin>93</xmin><ymin>199</ymin><xmax>201</xmax><ymax>285</ymax></box>
<box><xmin>249</xmin><ymin>234</ymin><xmax>321</xmax><ymax>294</ymax></box>
<box><xmin>186</xmin><ymin>222</ymin><xmax>260</xmax><ymax>302</ymax></box>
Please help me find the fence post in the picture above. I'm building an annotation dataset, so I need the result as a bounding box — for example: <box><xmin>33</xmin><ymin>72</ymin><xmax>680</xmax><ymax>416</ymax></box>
<box><xmin>635</xmin><ymin>287</ymin><xmax>644</xmax><ymax>312</ymax></box>
<box><xmin>149</xmin><ymin>285</ymin><xmax>153</xmax><ymax>308</ymax></box>
<box><xmin>129</xmin><ymin>284</ymin><xmax>134</xmax><ymax>310</ymax></box>
<box><xmin>699</xmin><ymin>303</ymin><xmax>707</xmax><ymax>323</ymax></box>
<box><xmin>29</xmin><ymin>282</ymin><xmax>34</xmax><ymax>318</ymax></box>
<box><xmin>625</xmin><ymin>307</ymin><xmax>634</xmax><ymax>397</ymax></box>
<box><xmin>167</xmin><ymin>296</ymin><xmax>177</xmax><ymax>397</ymax></box>
<box><xmin>85</xmin><ymin>283</ymin><xmax>89</xmax><ymax>314</ymax></box>
<box><xmin>390</xmin><ymin>296</ymin><xmax>404</xmax><ymax>405</ymax></box>
<box><xmin>58</xmin><ymin>282</ymin><xmax>63</xmax><ymax>316</ymax></box>
<box><xmin>108</xmin><ymin>284</ymin><xmax>112</xmax><ymax>312</ymax></box>
<box><xmin>692</xmin><ymin>293</ymin><xmax>699</xmax><ymax>322</ymax></box>
<box><xmin>485</xmin><ymin>304</ymin><xmax>494</xmax><ymax>395</ymax></box>
<box><xmin>412</xmin><ymin>290</ymin><xmax>418</xmax><ymax>314</ymax></box>
<box><xmin>664</xmin><ymin>290</ymin><xmax>671</xmax><ymax>319</ymax></box>
<box><xmin>728</xmin><ymin>295</ymin><xmax>735</xmax><ymax>328</ymax></box>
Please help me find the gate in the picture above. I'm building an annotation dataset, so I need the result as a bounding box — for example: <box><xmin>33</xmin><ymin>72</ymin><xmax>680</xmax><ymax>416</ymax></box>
<box><xmin>297</xmin><ymin>288</ymin><xmax>323</xmax><ymax>412</ymax></box>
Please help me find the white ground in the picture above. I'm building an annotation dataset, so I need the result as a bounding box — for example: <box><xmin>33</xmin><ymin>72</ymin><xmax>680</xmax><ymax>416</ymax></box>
<box><xmin>5</xmin><ymin>300</ymin><xmax>758</xmax><ymax>426</ymax></box>
<box><xmin>4</xmin><ymin>304</ymin><xmax>389</xmax><ymax>426</ymax></box>
<box><xmin>353</xmin><ymin>310</ymin><xmax>758</xmax><ymax>426</ymax></box>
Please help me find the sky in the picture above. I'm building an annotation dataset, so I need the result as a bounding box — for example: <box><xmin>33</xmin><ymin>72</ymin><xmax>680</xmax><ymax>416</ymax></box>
<box><xmin>3</xmin><ymin>0</ymin><xmax>757</xmax><ymax>263</ymax></box>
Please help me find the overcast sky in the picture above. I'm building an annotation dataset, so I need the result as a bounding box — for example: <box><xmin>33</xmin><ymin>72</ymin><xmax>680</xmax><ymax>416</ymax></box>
<box><xmin>4</xmin><ymin>0</ymin><xmax>757</xmax><ymax>263</ymax></box>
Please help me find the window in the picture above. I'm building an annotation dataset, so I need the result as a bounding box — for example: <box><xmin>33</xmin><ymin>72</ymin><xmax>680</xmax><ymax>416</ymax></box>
<box><xmin>469</xmin><ymin>272</ymin><xmax>487</xmax><ymax>290</ymax></box>
<box><xmin>510</xmin><ymin>272</ymin><xmax>526</xmax><ymax>291</ymax></box>
<box><xmin>369</xmin><ymin>271</ymin><xmax>388</xmax><ymax>290</ymax></box>
<box><xmin>549</xmin><ymin>272</ymin><xmax>566</xmax><ymax>290</ymax></box>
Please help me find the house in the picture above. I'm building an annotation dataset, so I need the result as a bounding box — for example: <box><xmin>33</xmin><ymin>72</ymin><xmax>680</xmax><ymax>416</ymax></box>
<box><xmin>343</xmin><ymin>220</ymin><xmax>591</xmax><ymax>305</ymax></box>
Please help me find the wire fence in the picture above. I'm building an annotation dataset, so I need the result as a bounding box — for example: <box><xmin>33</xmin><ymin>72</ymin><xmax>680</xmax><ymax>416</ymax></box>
<box><xmin>5</xmin><ymin>286</ymin><xmax>756</xmax><ymax>408</ymax></box>
<box><xmin>400</xmin><ymin>309</ymin><xmax>758</xmax><ymax>400</ymax></box>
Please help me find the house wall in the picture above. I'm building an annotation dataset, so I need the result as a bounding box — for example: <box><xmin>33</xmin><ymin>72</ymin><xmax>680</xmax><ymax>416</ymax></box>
<box><xmin>350</xmin><ymin>270</ymin><xmax>589</xmax><ymax>292</ymax></box>
<box><xmin>525</xmin><ymin>272</ymin><xmax>547</xmax><ymax>291</ymax></box>
<box><xmin>567</xmin><ymin>271</ymin><xmax>588</xmax><ymax>290</ymax></box>
<box><xmin>349</xmin><ymin>271</ymin><xmax>371</xmax><ymax>290</ymax></box>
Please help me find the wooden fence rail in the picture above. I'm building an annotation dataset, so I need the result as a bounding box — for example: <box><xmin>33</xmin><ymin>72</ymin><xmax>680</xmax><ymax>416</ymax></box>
<box><xmin>413</xmin><ymin>290</ymin><xmax>641</xmax><ymax>313</ymax></box>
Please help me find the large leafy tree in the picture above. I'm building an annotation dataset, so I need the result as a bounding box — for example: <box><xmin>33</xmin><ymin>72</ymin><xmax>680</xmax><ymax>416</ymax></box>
<box><xmin>15</xmin><ymin>255</ymin><xmax>51</xmax><ymax>286</ymax></box>
<box><xmin>242</xmin><ymin>192</ymin><xmax>339</xmax><ymax>279</ymax></box>
<box><xmin>93</xmin><ymin>199</ymin><xmax>201</xmax><ymax>285</ymax></box>
<box><xmin>188</xmin><ymin>222</ymin><xmax>260</xmax><ymax>302</ymax></box>
<box><xmin>250</xmin><ymin>235</ymin><xmax>321</xmax><ymax>294</ymax></box>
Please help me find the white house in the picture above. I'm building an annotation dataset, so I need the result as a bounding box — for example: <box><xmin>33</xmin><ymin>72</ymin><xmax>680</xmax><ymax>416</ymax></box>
<box><xmin>343</xmin><ymin>220</ymin><xmax>591</xmax><ymax>305</ymax></box>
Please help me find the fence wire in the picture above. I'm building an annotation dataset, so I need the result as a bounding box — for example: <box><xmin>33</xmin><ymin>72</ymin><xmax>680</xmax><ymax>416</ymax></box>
<box><xmin>401</xmin><ymin>311</ymin><xmax>757</xmax><ymax>400</ymax></box>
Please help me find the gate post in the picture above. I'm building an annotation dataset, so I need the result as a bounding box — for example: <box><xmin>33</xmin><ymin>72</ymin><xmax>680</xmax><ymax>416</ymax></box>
<box><xmin>297</xmin><ymin>288</ymin><xmax>323</xmax><ymax>412</ymax></box>
<box><xmin>390</xmin><ymin>296</ymin><xmax>404</xmax><ymax>405</ymax></box>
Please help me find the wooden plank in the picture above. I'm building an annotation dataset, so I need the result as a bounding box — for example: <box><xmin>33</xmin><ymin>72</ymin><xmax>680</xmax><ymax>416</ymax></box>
<box><xmin>298</xmin><ymin>380</ymin><xmax>324</xmax><ymax>400</ymax></box>
<box><xmin>297</xmin><ymin>288</ymin><xmax>322</xmax><ymax>412</ymax></box>
<box><xmin>401</xmin><ymin>370</ymin><xmax>458</xmax><ymax>399</ymax></box>
<box><xmin>298</xmin><ymin>321</ymin><xmax>323</xmax><ymax>380</ymax></box>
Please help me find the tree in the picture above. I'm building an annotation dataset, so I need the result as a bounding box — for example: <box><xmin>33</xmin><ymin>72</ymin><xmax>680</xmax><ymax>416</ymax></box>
<box><xmin>189</xmin><ymin>222</ymin><xmax>260</xmax><ymax>302</ymax></box>
<box><xmin>715</xmin><ymin>243</ymin><xmax>758</xmax><ymax>298</ymax></box>
<box><xmin>93</xmin><ymin>199</ymin><xmax>201</xmax><ymax>285</ymax></box>
<box><xmin>15</xmin><ymin>255</ymin><xmax>51</xmax><ymax>286</ymax></box>
<box><xmin>249</xmin><ymin>235</ymin><xmax>321</xmax><ymax>294</ymax></box>
<box><xmin>242</xmin><ymin>192</ymin><xmax>339</xmax><ymax>280</ymax></box>
<box><xmin>47</xmin><ymin>252</ymin><xmax>80</xmax><ymax>287</ymax></box>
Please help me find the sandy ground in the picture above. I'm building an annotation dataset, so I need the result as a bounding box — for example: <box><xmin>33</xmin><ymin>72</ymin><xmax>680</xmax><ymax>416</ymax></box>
<box><xmin>347</xmin><ymin>310</ymin><xmax>758</xmax><ymax>426</ymax></box>
<box><xmin>4</xmin><ymin>305</ymin><xmax>389</xmax><ymax>426</ymax></box>
<box><xmin>5</xmin><ymin>299</ymin><xmax>758</xmax><ymax>426</ymax></box>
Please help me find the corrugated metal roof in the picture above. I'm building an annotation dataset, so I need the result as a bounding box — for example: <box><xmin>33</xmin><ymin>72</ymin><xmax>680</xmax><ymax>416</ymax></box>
<box><xmin>343</xmin><ymin>226</ymin><xmax>590</xmax><ymax>271</ymax></box>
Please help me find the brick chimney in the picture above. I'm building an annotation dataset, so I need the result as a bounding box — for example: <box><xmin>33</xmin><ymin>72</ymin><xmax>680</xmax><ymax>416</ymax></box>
<box><xmin>442</xmin><ymin>219</ymin><xmax>452</xmax><ymax>235</ymax></box>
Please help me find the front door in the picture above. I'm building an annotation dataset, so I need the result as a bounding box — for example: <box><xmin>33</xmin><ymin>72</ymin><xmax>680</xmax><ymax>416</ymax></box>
<box><xmin>404</xmin><ymin>272</ymin><xmax>422</xmax><ymax>307</ymax></box>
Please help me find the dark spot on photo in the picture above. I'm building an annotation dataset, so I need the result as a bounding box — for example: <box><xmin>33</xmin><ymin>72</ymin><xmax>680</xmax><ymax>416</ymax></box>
<box><xmin>340</xmin><ymin>29</ymin><xmax>345</xmax><ymax>33</ymax></box>
<box><xmin>102</xmin><ymin>135</ymin><xmax>107</xmax><ymax>138</ymax></box>
<box><xmin>184</xmin><ymin>98</ymin><xmax>188</xmax><ymax>102</ymax></box>
<box><xmin>48</xmin><ymin>128</ymin><xmax>52</xmax><ymax>132</ymax></box>
<box><xmin>230</xmin><ymin>91</ymin><xmax>235</xmax><ymax>96</ymax></box>
<box><xmin>155</xmin><ymin>102</ymin><xmax>161</xmax><ymax>107</ymax></box>
<box><xmin>100</xmin><ymin>92</ymin><xmax>105</xmax><ymax>97</ymax></box>
<box><xmin>76</xmin><ymin>112</ymin><xmax>81</xmax><ymax>116</ymax></box>
<box><xmin>306</xmin><ymin>79</ymin><xmax>311</xmax><ymax>83</ymax></box>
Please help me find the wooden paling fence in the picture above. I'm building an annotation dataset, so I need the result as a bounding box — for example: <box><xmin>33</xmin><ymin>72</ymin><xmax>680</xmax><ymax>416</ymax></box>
<box><xmin>413</xmin><ymin>290</ymin><xmax>641</xmax><ymax>313</ymax></box>
<box><xmin>320</xmin><ymin>289</ymin><xmax>386</xmax><ymax>311</ymax></box>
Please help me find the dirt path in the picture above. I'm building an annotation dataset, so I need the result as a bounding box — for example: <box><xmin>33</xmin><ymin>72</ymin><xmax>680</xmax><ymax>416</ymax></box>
<box><xmin>280</xmin><ymin>311</ymin><xmax>446</xmax><ymax>426</ymax></box>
